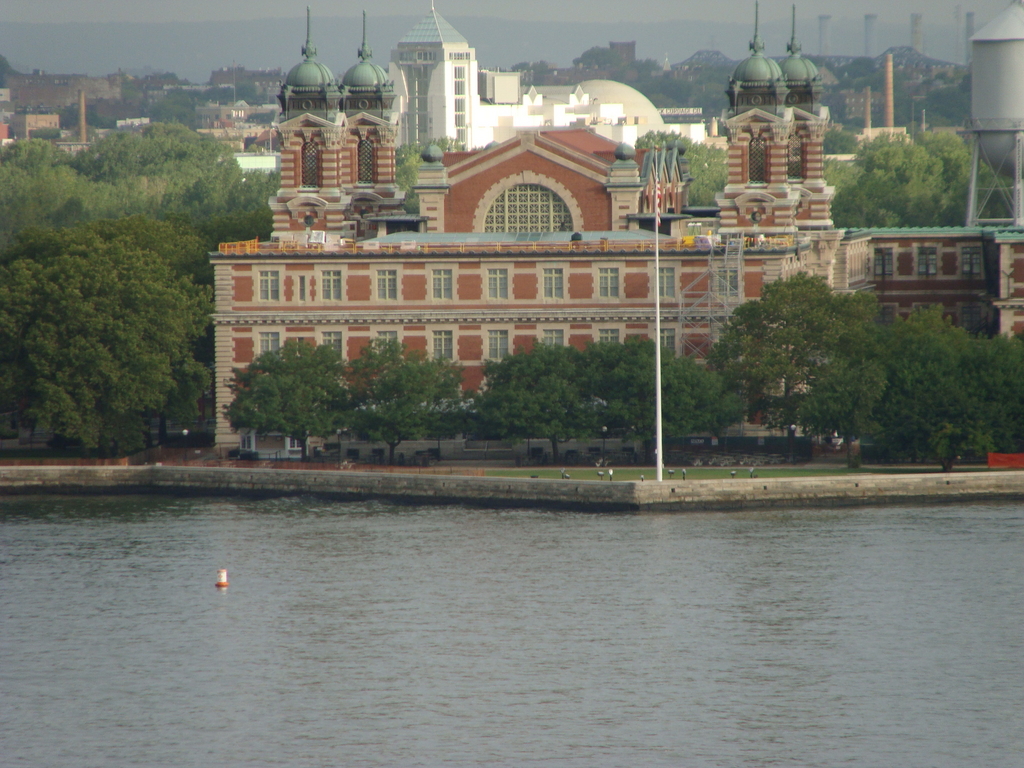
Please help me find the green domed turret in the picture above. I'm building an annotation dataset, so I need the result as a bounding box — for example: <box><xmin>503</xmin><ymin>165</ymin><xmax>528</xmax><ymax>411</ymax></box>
<box><xmin>279</xmin><ymin>7</ymin><xmax>342</xmax><ymax>121</ymax></box>
<box><xmin>779</xmin><ymin>5</ymin><xmax>822</xmax><ymax>109</ymax></box>
<box><xmin>726</xmin><ymin>1</ymin><xmax>789</xmax><ymax>116</ymax></box>
<box><xmin>340</xmin><ymin>11</ymin><xmax>395</xmax><ymax>119</ymax></box>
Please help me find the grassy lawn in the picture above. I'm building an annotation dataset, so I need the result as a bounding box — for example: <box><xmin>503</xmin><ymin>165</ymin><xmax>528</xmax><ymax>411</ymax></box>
<box><xmin>485</xmin><ymin>465</ymin><xmax>1000</xmax><ymax>481</ymax></box>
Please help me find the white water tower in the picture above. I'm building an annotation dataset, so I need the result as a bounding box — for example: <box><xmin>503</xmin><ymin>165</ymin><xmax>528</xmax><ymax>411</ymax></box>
<box><xmin>968</xmin><ymin>0</ymin><xmax>1024</xmax><ymax>225</ymax></box>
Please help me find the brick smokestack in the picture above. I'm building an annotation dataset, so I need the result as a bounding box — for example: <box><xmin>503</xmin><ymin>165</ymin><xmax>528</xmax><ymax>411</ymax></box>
<box><xmin>884</xmin><ymin>54</ymin><xmax>894</xmax><ymax>128</ymax></box>
<box><xmin>78</xmin><ymin>89</ymin><xmax>87</xmax><ymax>143</ymax></box>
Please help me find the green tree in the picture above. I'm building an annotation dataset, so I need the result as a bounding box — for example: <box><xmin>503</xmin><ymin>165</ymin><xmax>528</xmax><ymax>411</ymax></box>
<box><xmin>823</xmin><ymin>127</ymin><xmax>859</xmax><ymax>154</ymax></box>
<box><xmin>475</xmin><ymin>343</ymin><xmax>596</xmax><ymax>462</ymax></box>
<box><xmin>708</xmin><ymin>274</ymin><xmax>878</xmax><ymax>442</ymax></box>
<box><xmin>0</xmin><ymin>228</ymin><xmax>211</xmax><ymax>456</ymax></box>
<box><xmin>873</xmin><ymin>308</ymin><xmax>1024</xmax><ymax>470</ymax></box>
<box><xmin>831</xmin><ymin>133</ymin><xmax>972</xmax><ymax>228</ymax></box>
<box><xmin>582</xmin><ymin>337</ymin><xmax>742</xmax><ymax>461</ymax></box>
<box><xmin>226</xmin><ymin>340</ymin><xmax>348</xmax><ymax>460</ymax></box>
<box><xmin>346</xmin><ymin>338</ymin><xmax>465</xmax><ymax>465</ymax></box>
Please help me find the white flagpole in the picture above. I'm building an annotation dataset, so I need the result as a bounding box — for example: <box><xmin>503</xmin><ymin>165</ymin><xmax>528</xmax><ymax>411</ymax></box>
<box><xmin>654</xmin><ymin>151</ymin><xmax>664</xmax><ymax>482</ymax></box>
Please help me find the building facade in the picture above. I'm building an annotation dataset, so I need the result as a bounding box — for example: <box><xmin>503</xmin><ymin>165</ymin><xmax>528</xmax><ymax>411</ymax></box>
<box><xmin>208</xmin><ymin>10</ymin><xmax>1022</xmax><ymax>450</ymax></box>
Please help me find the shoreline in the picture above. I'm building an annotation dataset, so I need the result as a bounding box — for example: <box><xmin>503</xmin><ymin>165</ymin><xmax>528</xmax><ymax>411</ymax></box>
<box><xmin>2</xmin><ymin>465</ymin><xmax>1024</xmax><ymax>512</ymax></box>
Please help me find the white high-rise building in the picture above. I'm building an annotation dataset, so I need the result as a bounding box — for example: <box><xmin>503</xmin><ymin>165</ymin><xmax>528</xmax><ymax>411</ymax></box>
<box><xmin>389</xmin><ymin>7</ymin><xmax>479</xmax><ymax>147</ymax></box>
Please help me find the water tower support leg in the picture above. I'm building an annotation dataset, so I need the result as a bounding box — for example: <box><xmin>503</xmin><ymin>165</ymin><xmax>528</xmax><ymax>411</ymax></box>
<box><xmin>1015</xmin><ymin>131</ymin><xmax>1024</xmax><ymax>227</ymax></box>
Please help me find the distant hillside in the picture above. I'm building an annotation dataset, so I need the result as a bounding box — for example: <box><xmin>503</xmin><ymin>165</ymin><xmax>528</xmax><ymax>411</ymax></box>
<box><xmin>0</xmin><ymin>16</ymin><xmax>967</xmax><ymax>84</ymax></box>
<box><xmin>0</xmin><ymin>53</ymin><xmax>20</xmax><ymax>87</ymax></box>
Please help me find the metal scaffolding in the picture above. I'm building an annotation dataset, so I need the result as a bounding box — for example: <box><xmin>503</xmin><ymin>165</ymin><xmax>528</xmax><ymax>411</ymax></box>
<box><xmin>679</xmin><ymin>235</ymin><xmax>745</xmax><ymax>357</ymax></box>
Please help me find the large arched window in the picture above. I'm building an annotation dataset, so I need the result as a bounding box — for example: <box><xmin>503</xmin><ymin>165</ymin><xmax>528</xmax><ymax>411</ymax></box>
<box><xmin>748</xmin><ymin>134</ymin><xmax>767</xmax><ymax>183</ymax></box>
<box><xmin>483</xmin><ymin>184</ymin><xmax>573</xmax><ymax>232</ymax></box>
<box><xmin>788</xmin><ymin>133</ymin><xmax>804</xmax><ymax>179</ymax></box>
<box><xmin>358</xmin><ymin>139</ymin><xmax>375</xmax><ymax>184</ymax></box>
<box><xmin>301</xmin><ymin>140</ymin><xmax>320</xmax><ymax>187</ymax></box>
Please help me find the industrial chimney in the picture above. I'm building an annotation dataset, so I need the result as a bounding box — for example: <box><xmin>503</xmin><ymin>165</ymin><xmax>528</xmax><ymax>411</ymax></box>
<box><xmin>884</xmin><ymin>54</ymin><xmax>894</xmax><ymax>128</ymax></box>
<box><xmin>78</xmin><ymin>90</ymin><xmax>87</xmax><ymax>144</ymax></box>
<box><xmin>865</xmin><ymin>14</ymin><xmax>877</xmax><ymax>57</ymax></box>
<box><xmin>911</xmin><ymin>13</ymin><xmax>923</xmax><ymax>54</ymax></box>
<box><xmin>966</xmin><ymin>12</ymin><xmax>976</xmax><ymax>64</ymax></box>
<box><xmin>818</xmin><ymin>15</ymin><xmax>831</xmax><ymax>56</ymax></box>
<box><xmin>864</xmin><ymin>86</ymin><xmax>872</xmax><ymax>131</ymax></box>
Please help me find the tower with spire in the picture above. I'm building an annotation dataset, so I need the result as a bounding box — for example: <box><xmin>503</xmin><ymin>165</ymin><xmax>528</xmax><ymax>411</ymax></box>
<box><xmin>389</xmin><ymin>4</ymin><xmax>479</xmax><ymax>147</ymax></box>
<box><xmin>271</xmin><ymin>9</ymin><xmax>404</xmax><ymax>243</ymax></box>
<box><xmin>717</xmin><ymin>3</ymin><xmax>838</xmax><ymax>275</ymax></box>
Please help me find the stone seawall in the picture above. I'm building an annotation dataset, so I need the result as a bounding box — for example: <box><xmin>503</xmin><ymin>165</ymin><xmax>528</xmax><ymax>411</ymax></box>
<box><xmin>2</xmin><ymin>465</ymin><xmax>1024</xmax><ymax>512</ymax></box>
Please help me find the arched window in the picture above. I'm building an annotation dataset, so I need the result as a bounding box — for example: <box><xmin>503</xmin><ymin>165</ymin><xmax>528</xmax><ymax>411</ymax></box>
<box><xmin>358</xmin><ymin>139</ymin><xmax>374</xmax><ymax>184</ymax></box>
<box><xmin>484</xmin><ymin>184</ymin><xmax>573</xmax><ymax>232</ymax></box>
<box><xmin>788</xmin><ymin>133</ymin><xmax>804</xmax><ymax>179</ymax></box>
<box><xmin>301</xmin><ymin>140</ymin><xmax>320</xmax><ymax>187</ymax></box>
<box><xmin>748</xmin><ymin>134</ymin><xmax>767</xmax><ymax>183</ymax></box>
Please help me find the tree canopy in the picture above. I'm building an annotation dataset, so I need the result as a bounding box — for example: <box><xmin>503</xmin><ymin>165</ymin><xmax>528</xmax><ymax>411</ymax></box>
<box><xmin>708</xmin><ymin>273</ymin><xmax>878</xmax><ymax>435</ymax></box>
<box><xmin>0</xmin><ymin>225</ymin><xmax>212</xmax><ymax>456</ymax></box>
<box><xmin>829</xmin><ymin>133</ymin><xmax>972</xmax><ymax>228</ymax></box>
<box><xmin>346</xmin><ymin>338</ymin><xmax>466</xmax><ymax>464</ymax></box>
<box><xmin>0</xmin><ymin>125</ymin><xmax>278</xmax><ymax>247</ymax></box>
<box><xmin>226</xmin><ymin>341</ymin><xmax>348</xmax><ymax>460</ymax></box>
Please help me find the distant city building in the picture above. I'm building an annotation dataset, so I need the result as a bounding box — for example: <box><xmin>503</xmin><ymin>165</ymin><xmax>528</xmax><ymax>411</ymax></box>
<box><xmin>389</xmin><ymin>7</ymin><xmax>479</xmax><ymax>147</ymax></box>
<box><xmin>6</xmin><ymin>72</ymin><xmax>121</xmax><ymax>109</ymax></box>
<box><xmin>10</xmin><ymin>113</ymin><xmax>60</xmax><ymax>139</ymax></box>
<box><xmin>388</xmin><ymin>9</ymin><xmax>682</xmax><ymax>149</ymax></box>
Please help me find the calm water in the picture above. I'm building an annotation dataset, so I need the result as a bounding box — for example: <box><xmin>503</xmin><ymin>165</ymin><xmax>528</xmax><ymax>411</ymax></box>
<box><xmin>1</xmin><ymin>496</ymin><xmax>1022</xmax><ymax>767</ymax></box>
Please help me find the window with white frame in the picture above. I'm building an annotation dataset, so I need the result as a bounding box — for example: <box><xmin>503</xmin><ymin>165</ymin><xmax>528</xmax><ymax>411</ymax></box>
<box><xmin>488</xmin><ymin>330</ymin><xmax>509</xmax><ymax>359</ymax></box>
<box><xmin>433</xmin><ymin>330</ymin><xmax>453</xmax><ymax>360</ymax></box>
<box><xmin>239</xmin><ymin>432</ymin><xmax>254</xmax><ymax>451</ymax></box>
<box><xmin>378</xmin><ymin>330</ymin><xmax>398</xmax><ymax>340</ymax></box>
<box><xmin>599</xmin><ymin>328</ymin><xmax>620</xmax><ymax>343</ymax></box>
<box><xmin>287</xmin><ymin>437</ymin><xmax>303</xmax><ymax>450</ymax></box>
<box><xmin>599</xmin><ymin>268</ymin><xmax>620</xmax><ymax>298</ymax></box>
<box><xmin>259</xmin><ymin>270</ymin><xmax>280</xmax><ymax>301</ymax></box>
<box><xmin>543</xmin><ymin>268</ymin><xmax>564</xmax><ymax>298</ymax></box>
<box><xmin>321</xmin><ymin>331</ymin><xmax>342</xmax><ymax>353</ymax></box>
<box><xmin>658</xmin><ymin>267</ymin><xmax>676</xmax><ymax>298</ymax></box>
<box><xmin>298</xmin><ymin>275</ymin><xmax>307</xmax><ymax>301</ymax></box>
<box><xmin>917</xmin><ymin>247</ymin><xmax>938</xmax><ymax>276</ymax></box>
<box><xmin>961</xmin><ymin>246</ymin><xmax>983</xmax><ymax>276</ymax></box>
<box><xmin>322</xmin><ymin>270</ymin><xmax>343</xmax><ymax>300</ymax></box>
<box><xmin>377</xmin><ymin>269</ymin><xmax>398</xmax><ymax>299</ymax></box>
<box><xmin>874</xmin><ymin>247</ymin><xmax>894</xmax><ymax>277</ymax></box>
<box><xmin>660</xmin><ymin>328</ymin><xmax>676</xmax><ymax>352</ymax></box>
<box><xmin>542</xmin><ymin>329</ymin><xmax>564</xmax><ymax>346</ymax></box>
<box><xmin>487</xmin><ymin>268</ymin><xmax>508</xmax><ymax>299</ymax></box>
<box><xmin>259</xmin><ymin>332</ymin><xmax>280</xmax><ymax>354</ymax></box>
<box><xmin>432</xmin><ymin>269</ymin><xmax>453</xmax><ymax>299</ymax></box>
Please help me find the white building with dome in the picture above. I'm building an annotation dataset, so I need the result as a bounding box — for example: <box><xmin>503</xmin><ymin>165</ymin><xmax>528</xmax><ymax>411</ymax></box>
<box><xmin>388</xmin><ymin>7</ymin><xmax>703</xmax><ymax>149</ymax></box>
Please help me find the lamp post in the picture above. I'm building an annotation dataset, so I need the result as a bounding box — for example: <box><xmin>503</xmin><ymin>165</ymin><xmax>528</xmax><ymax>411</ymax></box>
<box><xmin>181</xmin><ymin>429</ymin><xmax>189</xmax><ymax>465</ymax></box>
<box><xmin>601</xmin><ymin>425</ymin><xmax>607</xmax><ymax>463</ymax></box>
<box><xmin>789</xmin><ymin>424</ymin><xmax>797</xmax><ymax>464</ymax></box>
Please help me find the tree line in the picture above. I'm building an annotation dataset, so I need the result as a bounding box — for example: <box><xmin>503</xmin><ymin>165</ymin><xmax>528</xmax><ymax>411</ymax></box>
<box><xmin>227</xmin><ymin>337</ymin><xmax>742</xmax><ymax>466</ymax></box>
<box><xmin>227</xmin><ymin>275</ymin><xmax>1024</xmax><ymax>471</ymax></box>
<box><xmin>710</xmin><ymin>274</ymin><xmax>1024</xmax><ymax>469</ymax></box>
<box><xmin>0</xmin><ymin>123</ymin><xmax>276</xmax><ymax>248</ymax></box>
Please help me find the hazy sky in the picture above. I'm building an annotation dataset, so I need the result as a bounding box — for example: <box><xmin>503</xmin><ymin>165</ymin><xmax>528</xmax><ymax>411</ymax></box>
<box><xmin>0</xmin><ymin>0</ymin><xmax>1017</xmax><ymax>25</ymax></box>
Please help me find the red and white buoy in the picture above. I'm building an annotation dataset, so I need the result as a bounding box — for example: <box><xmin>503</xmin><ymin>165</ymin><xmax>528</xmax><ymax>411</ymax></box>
<box><xmin>215</xmin><ymin>568</ymin><xmax>229</xmax><ymax>588</ymax></box>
